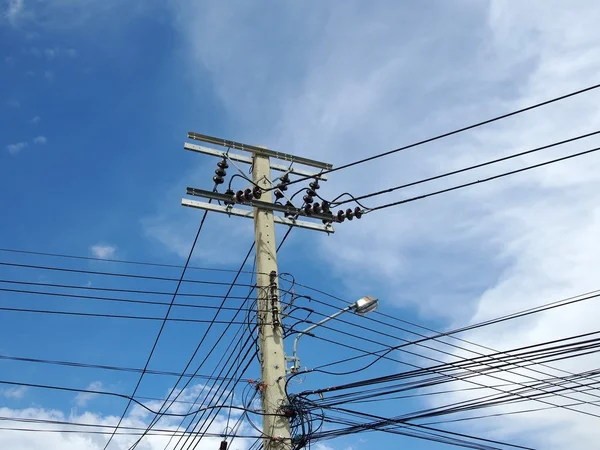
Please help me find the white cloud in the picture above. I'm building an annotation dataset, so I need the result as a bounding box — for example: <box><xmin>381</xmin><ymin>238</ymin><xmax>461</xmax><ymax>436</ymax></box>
<box><xmin>32</xmin><ymin>115</ymin><xmax>40</xmax><ymax>125</ymax></box>
<box><xmin>4</xmin><ymin>0</ymin><xmax>24</xmax><ymax>27</ymax></box>
<box><xmin>74</xmin><ymin>381</ymin><xmax>103</xmax><ymax>407</ymax></box>
<box><xmin>4</xmin><ymin>56</ymin><xmax>15</xmax><ymax>67</ymax></box>
<box><xmin>2</xmin><ymin>386</ymin><xmax>27</xmax><ymax>399</ymax></box>
<box><xmin>90</xmin><ymin>244</ymin><xmax>117</xmax><ymax>260</ymax></box>
<box><xmin>33</xmin><ymin>136</ymin><xmax>47</xmax><ymax>145</ymax></box>
<box><xmin>44</xmin><ymin>48</ymin><xmax>56</xmax><ymax>60</ymax></box>
<box><xmin>44</xmin><ymin>70</ymin><xmax>54</xmax><ymax>81</ymax></box>
<box><xmin>66</xmin><ymin>48</ymin><xmax>78</xmax><ymax>58</ymax></box>
<box><xmin>0</xmin><ymin>402</ymin><xmax>253</xmax><ymax>450</ymax></box>
<box><xmin>160</xmin><ymin>1</ymin><xmax>600</xmax><ymax>448</ymax></box>
<box><xmin>6</xmin><ymin>142</ymin><xmax>27</xmax><ymax>155</ymax></box>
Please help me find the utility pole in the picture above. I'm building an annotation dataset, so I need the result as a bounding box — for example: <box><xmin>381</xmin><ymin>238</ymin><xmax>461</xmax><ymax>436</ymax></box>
<box><xmin>180</xmin><ymin>132</ymin><xmax>335</xmax><ymax>450</ymax></box>
<box><xmin>253</xmin><ymin>153</ymin><xmax>290</xmax><ymax>449</ymax></box>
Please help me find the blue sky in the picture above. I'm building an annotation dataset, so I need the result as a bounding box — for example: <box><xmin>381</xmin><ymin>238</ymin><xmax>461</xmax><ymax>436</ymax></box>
<box><xmin>2</xmin><ymin>1</ymin><xmax>600</xmax><ymax>449</ymax></box>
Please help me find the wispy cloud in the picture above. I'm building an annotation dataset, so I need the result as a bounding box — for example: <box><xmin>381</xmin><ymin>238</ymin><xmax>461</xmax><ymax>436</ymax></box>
<box><xmin>44</xmin><ymin>70</ymin><xmax>54</xmax><ymax>81</ymax></box>
<box><xmin>33</xmin><ymin>136</ymin><xmax>47</xmax><ymax>145</ymax></box>
<box><xmin>66</xmin><ymin>48</ymin><xmax>78</xmax><ymax>58</ymax></box>
<box><xmin>2</xmin><ymin>386</ymin><xmax>27</xmax><ymax>399</ymax></box>
<box><xmin>6</xmin><ymin>142</ymin><xmax>27</xmax><ymax>155</ymax></box>
<box><xmin>4</xmin><ymin>56</ymin><xmax>15</xmax><ymax>67</ymax></box>
<box><xmin>0</xmin><ymin>392</ymin><xmax>243</xmax><ymax>449</ymax></box>
<box><xmin>163</xmin><ymin>2</ymin><xmax>600</xmax><ymax>448</ymax></box>
<box><xmin>31</xmin><ymin>115</ymin><xmax>40</xmax><ymax>125</ymax></box>
<box><xmin>73</xmin><ymin>381</ymin><xmax>103</xmax><ymax>407</ymax></box>
<box><xmin>90</xmin><ymin>244</ymin><xmax>117</xmax><ymax>259</ymax></box>
<box><xmin>44</xmin><ymin>48</ymin><xmax>56</xmax><ymax>60</ymax></box>
<box><xmin>4</xmin><ymin>0</ymin><xmax>24</xmax><ymax>27</ymax></box>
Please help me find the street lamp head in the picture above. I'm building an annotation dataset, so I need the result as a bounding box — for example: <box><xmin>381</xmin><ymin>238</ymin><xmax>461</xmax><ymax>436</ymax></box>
<box><xmin>352</xmin><ymin>295</ymin><xmax>379</xmax><ymax>315</ymax></box>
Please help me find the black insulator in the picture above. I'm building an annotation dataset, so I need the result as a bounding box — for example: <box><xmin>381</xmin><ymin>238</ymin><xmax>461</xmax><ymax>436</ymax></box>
<box><xmin>274</xmin><ymin>189</ymin><xmax>284</xmax><ymax>200</ymax></box>
<box><xmin>321</xmin><ymin>201</ymin><xmax>330</xmax><ymax>213</ymax></box>
<box><xmin>281</xmin><ymin>173</ymin><xmax>290</xmax><ymax>184</ymax></box>
<box><xmin>220</xmin><ymin>440</ymin><xmax>228</xmax><ymax>450</ymax></box>
<box><xmin>322</xmin><ymin>218</ymin><xmax>333</xmax><ymax>225</ymax></box>
<box><xmin>253</xmin><ymin>186</ymin><xmax>262</xmax><ymax>199</ymax></box>
<box><xmin>217</xmin><ymin>160</ymin><xmax>229</xmax><ymax>169</ymax></box>
<box><xmin>346</xmin><ymin>208</ymin><xmax>354</xmax><ymax>220</ymax></box>
<box><xmin>284</xmin><ymin>201</ymin><xmax>295</xmax><ymax>218</ymax></box>
<box><xmin>303</xmin><ymin>194</ymin><xmax>313</xmax><ymax>204</ymax></box>
<box><xmin>213</xmin><ymin>175</ymin><xmax>224</xmax><ymax>185</ymax></box>
<box><xmin>244</xmin><ymin>188</ymin><xmax>253</xmax><ymax>201</ymax></box>
<box><xmin>304</xmin><ymin>204</ymin><xmax>312</xmax><ymax>215</ymax></box>
<box><xmin>276</xmin><ymin>183</ymin><xmax>288</xmax><ymax>192</ymax></box>
<box><xmin>235</xmin><ymin>190</ymin><xmax>245</xmax><ymax>203</ymax></box>
<box><xmin>312</xmin><ymin>202</ymin><xmax>322</xmax><ymax>214</ymax></box>
<box><xmin>354</xmin><ymin>207</ymin><xmax>363</xmax><ymax>219</ymax></box>
<box><xmin>215</xmin><ymin>168</ymin><xmax>226</xmax><ymax>177</ymax></box>
<box><xmin>309</xmin><ymin>180</ymin><xmax>320</xmax><ymax>191</ymax></box>
<box><xmin>224</xmin><ymin>189</ymin><xmax>235</xmax><ymax>205</ymax></box>
<box><xmin>336</xmin><ymin>210</ymin><xmax>345</xmax><ymax>222</ymax></box>
<box><xmin>306</xmin><ymin>188</ymin><xmax>316</xmax><ymax>197</ymax></box>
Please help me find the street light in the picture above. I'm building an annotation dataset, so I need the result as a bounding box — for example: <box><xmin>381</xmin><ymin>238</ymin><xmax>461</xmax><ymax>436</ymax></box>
<box><xmin>289</xmin><ymin>295</ymin><xmax>379</xmax><ymax>373</ymax></box>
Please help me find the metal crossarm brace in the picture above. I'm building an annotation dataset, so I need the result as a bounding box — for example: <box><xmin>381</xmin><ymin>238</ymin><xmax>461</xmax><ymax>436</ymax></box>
<box><xmin>187</xmin><ymin>131</ymin><xmax>333</xmax><ymax>170</ymax></box>
<box><xmin>184</xmin><ymin>142</ymin><xmax>328</xmax><ymax>180</ymax></box>
<box><xmin>181</xmin><ymin>199</ymin><xmax>334</xmax><ymax>233</ymax></box>
<box><xmin>185</xmin><ymin>187</ymin><xmax>335</xmax><ymax>224</ymax></box>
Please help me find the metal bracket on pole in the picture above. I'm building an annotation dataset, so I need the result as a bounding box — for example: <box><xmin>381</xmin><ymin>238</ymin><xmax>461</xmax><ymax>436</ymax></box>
<box><xmin>184</xmin><ymin>143</ymin><xmax>328</xmax><ymax>180</ymax></box>
<box><xmin>188</xmin><ymin>131</ymin><xmax>333</xmax><ymax>170</ymax></box>
<box><xmin>181</xmin><ymin>199</ymin><xmax>334</xmax><ymax>233</ymax></box>
<box><xmin>185</xmin><ymin>187</ymin><xmax>336</xmax><ymax>225</ymax></box>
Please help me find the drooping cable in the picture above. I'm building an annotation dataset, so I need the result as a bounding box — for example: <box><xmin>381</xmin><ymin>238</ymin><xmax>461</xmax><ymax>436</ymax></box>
<box><xmin>264</xmin><ymin>81</ymin><xmax>600</xmax><ymax>192</ymax></box>
<box><xmin>102</xmin><ymin>208</ymin><xmax>210</xmax><ymax>449</ymax></box>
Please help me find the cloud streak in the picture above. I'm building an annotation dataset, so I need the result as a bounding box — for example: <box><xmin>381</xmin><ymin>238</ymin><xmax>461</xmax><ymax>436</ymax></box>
<box><xmin>90</xmin><ymin>244</ymin><xmax>117</xmax><ymax>260</ymax></box>
<box><xmin>6</xmin><ymin>142</ymin><xmax>27</xmax><ymax>155</ymax></box>
<box><xmin>158</xmin><ymin>1</ymin><xmax>600</xmax><ymax>448</ymax></box>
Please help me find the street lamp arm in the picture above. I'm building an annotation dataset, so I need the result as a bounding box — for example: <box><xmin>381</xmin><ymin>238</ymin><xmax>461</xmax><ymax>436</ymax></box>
<box><xmin>291</xmin><ymin>306</ymin><xmax>352</xmax><ymax>372</ymax></box>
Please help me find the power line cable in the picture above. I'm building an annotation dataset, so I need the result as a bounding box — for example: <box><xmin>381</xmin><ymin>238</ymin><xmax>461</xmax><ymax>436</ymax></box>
<box><xmin>0</xmin><ymin>286</ymin><xmax>261</xmax><ymax>312</ymax></box>
<box><xmin>0</xmin><ymin>305</ymin><xmax>257</xmax><ymax>324</ymax></box>
<box><xmin>0</xmin><ymin>353</ymin><xmax>242</xmax><ymax>382</ymax></box>
<box><xmin>333</xmin><ymin>128</ymin><xmax>600</xmax><ymax>208</ymax></box>
<box><xmin>102</xmin><ymin>209</ymin><xmax>211</xmax><ymax>450</ymax></box>
<box><xmin>0</xmin><ymin>379</ymin><xmax>269</xmax><ymax>418</ymax></box>
<box><xmin>128</xmin><ymin>244</ymin><xmax>256</xmax><ymax>449</ymax></box>
<box><xmin>0</xmin><ymin>261</ymin><xmax>254</xmax><ymax>289</ymax></box>
<box><xmin>0</xmin><ymin>278</ymin><xmax>255</xmax><ymax>300</ymax></box>
<box><xmin>365</xmin><ymin>144</ymin><xmax>600</xmax><ymax>214</ymax></box>
<box><xmin>265</xmin><ymin>81</ymin><xmax>600</xmax><ymax>191</ymax></box>
<box><xmin>0</xmin><ymin>248</ymin><xmax>263</xmax><ymax>275</ymax></box>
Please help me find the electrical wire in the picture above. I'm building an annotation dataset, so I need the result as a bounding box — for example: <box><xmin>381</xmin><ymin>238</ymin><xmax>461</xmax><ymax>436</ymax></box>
<box><xmin>0</xmin><ymin>261</ymin><xmax>254</xmax><ymax>288</ymax></box>
<box><xmin>365</xmin><ymin>144</ymin><xmax>600</xmax><ymax>214</ymax></box>
<box><xmin>0</xmin><ymin>379</ymin><xmax>269</xmax><ymax>418</ymax></box>
<box><xmin>0</xmin><ymin>353</ymin><xmax>242</xmax><ymax>382</ymax></box>
<box><xmin>0</xmin><ymin>247</ymin><xmax>263</xmax><ymax>275</ymax></box>
<box><xmin>264</xmin><ymin>81</ymin><xmax>600</xmax><ymax>192</ymax></box>
<box><xmin>127</xmin><ymin>244</ymin><xmax>256</xmax><ymax>449</ymax></box>
<box><xmin>0</xmin><ymin>286</ymin><xmax>261</xmax><ymax>312</ymax></box>
<box><xmin>0</xmin><ymin>278</ymin><xmax>255</xmax><ymax>300</ymax></box>
<box><xmin>102</xmin><ymin>208</ymin><xmax>210</xmax><ymax>450</ymax></box>
<box><xmin>333</xmin><ymin>128</ymin><xmax>600</xmax><ymax>208</ymax></box>
<box><xmin>0</xmin><ymin>305</ymin><xmax>257</xmax><ymax>324</ymax></box>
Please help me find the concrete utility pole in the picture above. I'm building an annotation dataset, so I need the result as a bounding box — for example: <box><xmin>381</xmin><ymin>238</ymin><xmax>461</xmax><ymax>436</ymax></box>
<box><xmin>252</xmin><ymin>154</ymin><xmax>291</xmax><ymax>449</ymax></box>
<box><xmin>180</xmin><ymin>132</ymin><xmax>334</xmax><ymax>450</ymax></box>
